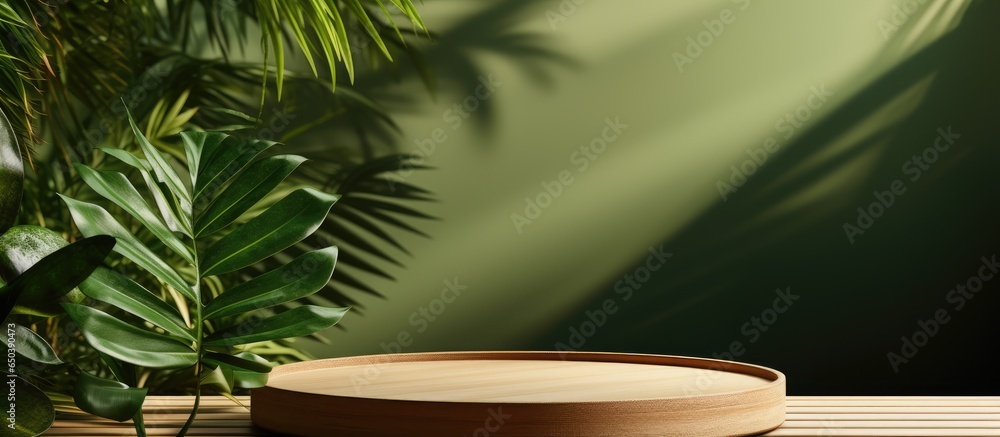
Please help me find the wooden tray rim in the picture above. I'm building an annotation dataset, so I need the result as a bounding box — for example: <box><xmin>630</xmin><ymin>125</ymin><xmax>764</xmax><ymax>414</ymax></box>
<box><xmin>261</xmin><ymin>350</ymin><xmax>786</xmax><ymax>405</ymax></box>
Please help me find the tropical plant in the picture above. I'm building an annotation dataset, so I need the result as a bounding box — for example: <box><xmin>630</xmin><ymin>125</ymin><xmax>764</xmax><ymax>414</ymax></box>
<box><xmin>0</xmin><ymin>0</ymin><xmax>441</xmax><ymax>395</ymax></box>
<box><xmin>0</xmin><ymin>1</ymin><xmax>565</xmax><ymax>434</ymax></box>
<box><xmin>56</xmin><ymin>110</ymin><xmax>348</xmax><ymax>436</ymax></box>
<box><xmin>0</xmin><ymin>0</ymin><xmax>428</xmax><ymax>144</ymax></box>
<box><xmin>2</xmin><ymin>107</ymin><xmax>118</xmax><ymax>436</ymax></box>
<box><xmin>1</xmin><ymin>1</ymin><xmax>557</xmax><ymax>423</ymax></box>
<box><xmin>0</xmin><ymin>230</ymin><xmax>116</xmax><ymax>436</ymax></box>
<box><xmin>1</xmin><ymin>0</ymin><xmax>436</xmax><ymax>310</ymax></box>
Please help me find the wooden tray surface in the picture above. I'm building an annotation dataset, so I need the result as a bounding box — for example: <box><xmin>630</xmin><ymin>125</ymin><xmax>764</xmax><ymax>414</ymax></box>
<box><xmin>251</xmin><ymin>351</ymin><xmax>786</xmax><ymax>436</ymax></box>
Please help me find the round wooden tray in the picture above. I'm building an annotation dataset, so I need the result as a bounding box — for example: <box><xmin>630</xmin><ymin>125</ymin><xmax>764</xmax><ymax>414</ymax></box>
<box><xmin>251</xmin><ymin>351</ymin><xmax>785</xmax><ymax>436</ymax></box>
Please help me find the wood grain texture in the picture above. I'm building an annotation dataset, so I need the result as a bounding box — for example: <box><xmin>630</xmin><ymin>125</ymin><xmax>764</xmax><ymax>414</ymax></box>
<box><xmin>44</xmin><ymin>396</ymin><xmax>1000</xmax><ymax>436</ymax></box>
<box><xmin>251</xmin><ymin>351</ymin><xmax>786</xmax><ymax>436</ymax></box>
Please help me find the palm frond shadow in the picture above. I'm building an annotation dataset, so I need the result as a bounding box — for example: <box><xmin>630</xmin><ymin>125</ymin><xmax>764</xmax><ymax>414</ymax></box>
<box><xmin>276</xmin><ymin>0</ymin><xmax>574</xmax><ymax>314</ymax></box>
<box><xmin>354</xmin><ymin>0</ymin><xmax>577</xmax><ymax>138</ymax></box>
<box><xmin>531</xmin><ymin>0</ymin><xmax>1000</xmax><ymax>395</ymax></box>
<box><xmin>19</xmin><ymin>0</ymin><xmax>571</xmax><ymax>322</ymax></box>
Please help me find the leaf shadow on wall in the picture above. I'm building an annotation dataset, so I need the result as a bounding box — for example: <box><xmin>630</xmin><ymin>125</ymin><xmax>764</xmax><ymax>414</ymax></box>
<box><xmin>530</xmin><ymin>0</ymin><xmax>1000</xmax><ymax>395</ymax></box>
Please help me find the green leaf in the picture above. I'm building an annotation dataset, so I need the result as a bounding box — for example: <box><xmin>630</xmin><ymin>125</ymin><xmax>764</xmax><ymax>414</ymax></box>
<box><xmin>186</xmin><ymin>132</ymin><xmax>274</xmax><ymax>203</ymax></box>
<box><xmin>5</xmin><ymin>377</ymin><xmax>54</xmax><ymax>436</ymax></box>
<box><xmin>0</xmin><ymin>107</ymin><xmax>23</xmax><ymax>235</ymax></box>
<box><xmin>200</xmin><ymin>364</ymin><xmax>235</xmax><ymax>394</ymax></box>
<box><xmin>372</xmin><ymin>0</ymin><xmax>406</xmax><ymax>44</ymax></box>
<box><xmin>79</xmin><ymin>267</ymin><xmax>194</xmax><ymax>342</ymax></box>
<box><xmin>180</xmin><ymin>131</ymin><xmax>227</xmax><ymax>189</ymax></box>
<box><xmin>143</xmin><ymin>169</ymin><xmax>189</xmax><ymax>236</ymax></box>
<box><xmin>124</xmin><ymin>106</ymin><xmax>191</xmax><ymax>204</ymax></box>
<box><xmin>123</xmin><ymin>107</ymin><xmax>194</xmax><ymax>235</ymax></box>
<box><xmin>99</xmin><ymin>148</ymin><xmax>189</xmax><ymax>235</ymax></box>
<box><xmin>200</xmin><ymin>188</ymin><xmax>338</xmax><ymax>277</ymax></box>
<box><xmin>202</xmin><ymin>351</ymin><xmax>272</xmax><ymax>373</ymax></box>
<box><xmin>13</xmin><ymin>324</ymin><xmax>62</xmax><ymax>364</ymax></box>
<box><xmin>101</xmin><ymin>147</ymin><xmax>191</xmax><ymax>237</ymax></box>
<box><xmin>100</xmin><ymin>353</ymin><xmax>133</xmax><ymax>386</ymax></box>
<box><xmin>196</xmin><ymin>155</ymin><xmax>307</xmax><ymax>237</ymax></box>
<box><xmin>74</xmin><ymin>164</ymin><xmax>194</xmax><ymax>263</ymax></box>
<box><xmin>100</xmin><ymin>148</ymin><xmax>150</xmax><ymax>171</ymax></box>
<box><xmin>233</xmin><ymin>369</ymin><xmax>270</xmax><ymax>389</ymax></box>
<box><xmin>392</xmin><ymin>0</ymin><xmax>428</xmax><ymax>30</ymax></box>
<box><xmin>204</xmin><ymin>247</ymin><xmax>337</xmax><ymax>320</ymax></box>
<box><xmin>344</xmin><ymin>0</ymin><xmax>391</xmax><ymax>59</ymax></box>
<box><xmin>212</xmin><ymin>348</ymin><xmax>277</xmax><ymax>389</ymax></box>
<box><xmin>1</xmin><ymin>235</ymin><xmax>115</xmax><ymax>319</ymax></box>
<box><xmin>0</xmin><ymin>226</ymin><xmax>91</xmax><ymax>307</ymax></box>
<box><xmin>0</xmin><ymin>224</ymin><xmax>69</xmax><ymax>280</ymax></box>
<box><xmin>59</xmin><ymin>196</ymin><xmax>194</xmax><ymax>301</ymax></box>
<box><xmin>62</xmin><ymin>304</ymin><xmax>197</xmax><ymax>369</ymax></box>
<box><xmin>73</xmin><ymin>372</ymin><xmax>148</xmax><ymax>422</ymax></box>
<box><xmin>204</xmin><ymin>305</ymin><xmax>348</xmax><ymax>347</ymax></box>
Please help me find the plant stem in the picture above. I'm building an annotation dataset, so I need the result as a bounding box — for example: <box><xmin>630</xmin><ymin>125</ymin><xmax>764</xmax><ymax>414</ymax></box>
<box><xmin>177</xmin><ymin>234</ymin><xmax>203</xmax><ymax>437</ymax></box>
<box><xmin>132</xmin><ymin>409</ymin><xmax>147</xmax><ymax>437</ymax></box>
<box><xmin>177</xmin><ymin>384</ymin><xmax>200</xmax><ymax>437</ymax></box>
<box><xmin>177</xmin><ymin>330</ymin><xmax>203</xmax><ymax>436</ymax></box>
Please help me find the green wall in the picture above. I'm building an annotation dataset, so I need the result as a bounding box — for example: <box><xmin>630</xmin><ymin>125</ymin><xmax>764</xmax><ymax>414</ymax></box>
<box><xmin>310</xmin><ymin>0</ymin><xmax>998</xmax><ymax>394</ymax></box>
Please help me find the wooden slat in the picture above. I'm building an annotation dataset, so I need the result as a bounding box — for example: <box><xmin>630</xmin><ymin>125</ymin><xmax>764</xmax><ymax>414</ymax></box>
<box><xmin>44</xmin><ymin>428</ymin><xmax>262</xmax><ymax>434</ymax></box>
<box><xmin>764</xmin><ymin>427</ymin><xmax>1000</xmax><ymax>437</ymax></box>
<box><xmin>45</xmin><ymin>396</ymin><xmax>1000</xmax><ymax>436</ymax></box>
<box><xmin>788</xmin><ymin>414</ymin><xmax>1000</xmax><ymax>420</ymax></box>
<box><xmin>770</xmin><ymin>397</ymin><xmax>1000</xmax><ymax>437</ymax></box>
<box><xmin>788</xmin><ymin>399</ymin><xmax>1000</xmax><ymax>407</ymax></box>
<box><xmin>781</xmin><ymin>421</ymin><xmax>1000</xmax><ymax>428</ymax></box>
<box><xmin>787</xmin><ymin>406</ymin><xmax>1000</xmax><ymax>413</ymax></box>
<box><xmin>792</xmin><ymin>397</ymin><xmax>999</xmax><ymax>400</ymax></box>
<box><xmin>46</xmin><ymin>397</ymin><xmax>256</xmax><ymax>436</ymax></box>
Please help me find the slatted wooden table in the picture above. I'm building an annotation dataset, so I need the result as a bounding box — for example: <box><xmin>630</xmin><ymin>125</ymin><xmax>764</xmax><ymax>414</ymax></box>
<box><xmin>44</xmin><ymin>396</ymin><xmax>1000</xmax><ymax>436</ymax></box>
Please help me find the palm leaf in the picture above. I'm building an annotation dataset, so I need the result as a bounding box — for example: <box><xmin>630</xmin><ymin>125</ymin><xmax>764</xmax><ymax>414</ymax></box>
<box><xmin>163</xmin><ymin>0</ymin><xmax>426</xmax><ymax>93</ymax></box>
<box><xmin>61</xmin><ymin>112</ymin><xmax>348</xmax><ymax>433</ymax></box>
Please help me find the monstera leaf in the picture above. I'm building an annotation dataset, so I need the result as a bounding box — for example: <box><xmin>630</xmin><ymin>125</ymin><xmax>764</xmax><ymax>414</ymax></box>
<box><xmin>60</xmin><ymin>109</ymin><xmax>347</xmax><ymax>435</ymax></box>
